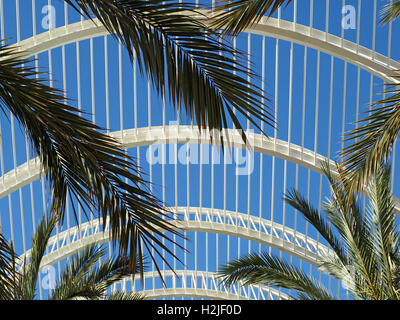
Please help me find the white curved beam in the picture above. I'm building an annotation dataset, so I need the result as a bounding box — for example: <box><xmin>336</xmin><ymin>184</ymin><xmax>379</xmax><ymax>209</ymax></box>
<box><xmin>15</xmin><ymin>14</ymin><xmax>400</xmax><ymax>83</ymax></box>
<box><xmin>0</xmin><ymin>125</ymin><xmax>334</xmax><ymax>199</ymax></box>
<box><xmin>143</xmin><ymin>288</ymin><xmax>247</xmax><ymax>300</ymax></box>
<box><xmin>247</xmin><ymin>17</ymin><xmax>400</xmax><ymax>83</ymax></box>
<box><xmin>18</xmin><ymin>206</ymin><xmax>330</xmax><ymax>270</ymax></box>
<box><xmin>3</xmin><ymin>125</ymin><xmax>400</xmax><ymax>214</ymax></box>
<box><xmin>129</xmin><ymin>270</ymin><xmax>289</xmax><ymax>300</ymax></box>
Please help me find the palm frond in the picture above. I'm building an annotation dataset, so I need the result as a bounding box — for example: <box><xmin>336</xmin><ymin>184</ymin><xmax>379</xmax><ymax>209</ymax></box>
<box><xmin>0</xmin><ymin>234</ymin><xmax>20</xmax><ymax>300</ymax></box>
<box><xmin>339</xmin><ymin>82</ymin><xmax>400</xmax><ymax>203</ymax></box>
<box><xmin>317</xmin><ymin>251</ymin><xmax>355</xmax><ymax>293</ymax></box>
<box><xmin>283</xmin><ymin>187</ymin><xmax>347</xmax><ymax>265</ymax></box>
<box><xmin>65</xmin><ymin>0</ymin><xmax>274</xmax><ymax>146</ymax></box>
<box><xmin>220</xmin><ymin>159</ymin><xmax>400</xmax><ymax>299</ymax></box>
<box><xmin>320</xmin><ymin>162</ymin><xmax>382</xmax><ymax>299</ymax></box>
<box><xmin>107</xmin><ymin>291</ymin><xmax>145</xmax><ymax>300</ymax></box>
<box><xmin>210</xmin><ymin>0</ymin><xmax>292</xmax><ymax>36</ymax></box>
<box><xmin>0</xmin><ymin>42</ymin><xmax>182</xmax><ymax>277</ymax></box>
<box><xmin>19</xmin><ymin>213</ymin><xmax>58</xmax><ymax>300</ymax></box>
<box><xmin>365</xmin><ymin>165</ymin><xmax>399</xmax><ymax>299</ymax></box>
<box><xmin>50</xmin><ymin>245</ymin><xmax>105</xmax><ymax>300</ymax></box>
<box><xmin>219</xmin><ymin>252</ymin><xmax>334</xmax><ymax>300</ymax></box>
<box><xmin>380</xmin><ymin>0</ymin><xmax>400</xmax><ymax>24</ymax></box>
<box><xmin>320</xmin><ymin>162</ymin><xmax>369</xmax><ymax>257</ymax></box>
<box><xmin>50</xmin><ymin>244</ymin><xmax>142</xmax><ymax>300</ymax></box>
<box><xmin>392</xmin><ymin>252</ymin><xmax>400</xmax><ymax>296</ymax></box>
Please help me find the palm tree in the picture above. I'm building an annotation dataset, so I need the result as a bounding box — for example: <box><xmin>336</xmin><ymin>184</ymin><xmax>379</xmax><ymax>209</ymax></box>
<box><xmin>218</xmin><ymin>161</ymin><xmax>400</xmax><ymax>300</ymax></box>
<box><xmin>0</xmin><ymin>0</ymin><xmax>290</xmax><ymax>275</ymax></box>
<box><xmin>210</xmin><ymin>0</ymin><xmax>400</xmax><ymax>212</ymax></box>
<box><xmin>0</xmin><ymin>212</ymin><xmax>144</xmax><ymax>300</ymax></box>
<box><xmin>338</xmin><ymin>1</ymin><xmax>400</xmax><ymax>199</ymax></box>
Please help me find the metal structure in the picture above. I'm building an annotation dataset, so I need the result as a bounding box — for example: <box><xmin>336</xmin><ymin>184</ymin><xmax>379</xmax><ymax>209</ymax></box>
<box><xmin>0</xmin><ymin>0</ymin><xmax>399</xmax><ymax>299</ymax></box>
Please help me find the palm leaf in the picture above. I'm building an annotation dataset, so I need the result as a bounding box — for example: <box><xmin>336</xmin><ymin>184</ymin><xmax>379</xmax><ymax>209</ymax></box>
<box><xmin>50</xmin><ymin>245</ymin><xmax>106</xmax><ymax>300</ymax></box>
<box><xmin>107</xmin><ymin>291</ymin><xmax>145</xmax><ymax>300</ymax></box>
<box><xmin>317</xmin><ymin>251</ymin><xmax>358</xmax><ymax>296</ymax></box>
<box><xmin>392</xmin><ymin>252</ymin><xmax>400</xmax><ymax>296</ymax></box>
<box><xmin>19</xmin><ymin>213</ymin><xmax>58</xmax><ymax>300</ymax></box>
<box><xmin>50</xmin><ymin>243</ymin><xmax>143</xmax><ymax>300</ymax></box>
<box><xmin>339</xmin><ymin>81</ymin><xmax>400</xmax><ymax>202</ymax></box>
<box><xmin>284</xmin><ymin>161</ymin><xmax>382</xmax><ymax>299</ymax></box>
<box><xmin>0</xmin><ymin>234</ymin><xmax>21</xmax><ymax>300</ymax></box>
<box><xmin>220</xmin><ymin>162</ymin><xmax>400</xmax><ymax>299</ymax></box>
<box><xmin>65</xmin><ymin>0</ymin><xmax>274</xmax><ymax>145</ymax></box>
<box><xmin>210</xmin><ymin>0</ymin><xmax>292</xmax><ymax>36</ymax></box>
<box><xmin>321</xmin><ymin>162</ymin><xmax>382</xmax><ymax>299</ymax></box>
<box><xmin>0</xmin><ymin>43</ymin><xmax>182</xmax><ymax>278</ymax></box>
<box><xmin>364</xmin><ymin>165</ymin><xmax>399</xmax><ymax>299</ymax></box>
<box><xmin>219</xmin><ymin>252</ymin><xmax>333</xmax><ymax>300</ymax></box>
<box><xmin>380</xmin><ymin>0</ymin><xmax>400</xmax><ymax>23</ymax></box>
<box><xmin>283</xmin><ymin>187</ymin><xmax>348</xmax><ymax>265</ymax></box>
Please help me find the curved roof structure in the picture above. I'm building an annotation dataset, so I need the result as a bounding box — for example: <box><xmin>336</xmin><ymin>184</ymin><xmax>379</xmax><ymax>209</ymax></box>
<box><xmin>0</xmin><ymin>0</ymin><xmax>400</xmax><ymax>300</ymax></box>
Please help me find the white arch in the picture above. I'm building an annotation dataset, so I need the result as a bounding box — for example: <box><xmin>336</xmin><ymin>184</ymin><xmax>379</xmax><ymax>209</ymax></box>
<box><xmin>143</xmin><ymin>288</ymin><xmax>248</xmax><ymax>300</ymax></box>
<box><xmin>0</xmin><ymin>125</ymin><xmax>332</xmax><ymax>198</ymax></box>
<box><xmin>3</xmin><ymin>126</ymin><xmax>400</xmax><ymax>214</ymax></box>
<box><xmin>132</xmin><ymin>270</ymin><xmax>289</xmax><ymax>300</ymax></box>
<box><xmin>18</xmin><ymin>206</ymin><xmax>331</xmax><ymax>270</ymax></box>
<box><xmin>14</xmin><ymin>13</ymin><xmax>400</xmax><ymax>83</ymax></box>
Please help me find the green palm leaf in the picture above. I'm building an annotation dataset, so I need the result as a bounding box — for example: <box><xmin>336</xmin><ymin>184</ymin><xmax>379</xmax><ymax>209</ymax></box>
<box><xmin>339</xmin><ymin>2</ymin><xmax>400</xmax><ymax>208</ymax></box>
<box><xmin>65</xmin><ymin>0</ymin><xmax>274</xmax><ymax>145</ymax></box>
<box><xmin>50</xmin><ymin>244</ymin><xmax>142</xmax><ymax>300</ymax></box>
<box><xmin>107</xmin><ymin>291</ymin><xmax>145</xmax><ymax>300</ymax></box>
<box><xmin>392</xmin><ymin>253</ymin><xmax>400</xmax><ymax>296</ymax></box>
<box><xmin>284</xmin><ymin>161</ymin><xmax>381</xmax><ymax>299</ymax></box>
<box><xmin>0</xmin><ymin>213</ymin><xmax>58</xmax><ymax>300</ymax></box>
<box><xmin>283</xmin><ymin>186</ymin><xmax>347</xmax><ymax>265</ymax></box>
<box><xmin>1</xmin><ymin>212</ymin><xmax>144</xmax><ymax>300</ymax></box>
<box><xmin>320</xmin><ymin>162</ymin><xmax>381</xmax><ymax>299</ymax></box>
<box><xmin>220</xmin><ymin>162</ymin><xmax>400</xmax><ymax>299</ymax></box>
<box><xmin>0</xmin><ymin>43</ymin><xmax>181</xmax><ymax>278</ymax></box>
<box><xmin>0</xmin><ymin>234</ymin><xmax>20</xmax><ymax>300</ymax></box>
<box><xmin>339</xmin><ymin>81</ymin><xmax>400</xmax><ymax>202</ymax></box>
<box><xmin>1</xmin><ymin>0</ymin><xmax>275</xmax><ymax>285</ymax></box>
<box><xmin>210</xmin><ymin>0</ymin><xmax>292</xmax><ymax>36</ymax></box>
<box><xmin>380</xmin><ymin>0</ymin><xmax>400</xmax><ymax>23</ymax></box>
<box><xmin>364</xmin><ymin>165</ymin><xmax>399</xmax><ymax>299</ymax></box>
<box><xmin>19</xmin><ymin>213</ymin><xmax>58</xmax><ymax>300</ymax></box>
<box><xmin>219</xmin><ymin>252</ymin><xmax>333</xmax><ymax>300</ymax></box>
<box><xmin>335</xmin><ymin>4</ymin><xmax>400</xmax><ymax>298</ymax></box>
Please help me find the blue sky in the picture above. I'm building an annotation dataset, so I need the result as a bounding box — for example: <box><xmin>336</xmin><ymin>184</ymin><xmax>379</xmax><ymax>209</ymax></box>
<box><xmin>0</xmin><ymin>0</ymin><xmax>400</xmax><ymax>299</ymax></box>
